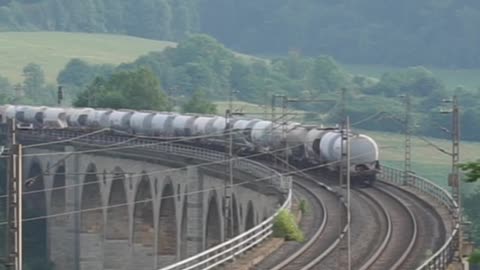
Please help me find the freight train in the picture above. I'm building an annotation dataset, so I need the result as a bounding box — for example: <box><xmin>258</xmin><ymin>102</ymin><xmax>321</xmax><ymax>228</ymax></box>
<box><xmin>0</xmin><ymin>105</ymin><xmax>380</xmax><ymax>186</ymax></box>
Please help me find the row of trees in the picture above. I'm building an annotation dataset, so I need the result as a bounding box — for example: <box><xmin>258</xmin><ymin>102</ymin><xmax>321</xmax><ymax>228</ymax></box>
<box><xmin>55</xmin><ymin>35</ymin><xmax>480</xmax><ymax>140</ymax></box>
<box><xmin>0</xmin><ymin>0</ymin><xmax>197</xmax><ymax>40</ymax></box>
<box><xmin>3</xmin><ymin>0</ymin><xmax>480</xmax><ymax>67</ymax></box>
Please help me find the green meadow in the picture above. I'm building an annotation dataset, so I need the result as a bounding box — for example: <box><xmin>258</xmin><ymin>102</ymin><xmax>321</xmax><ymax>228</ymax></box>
<box><xmin>342</xmin><ymin>63</ymin><xmax>480</xmax><ymax>90</ymax></box>
<box><xmin>0</xmin><ymin>32</ymin><xmax>176</xmax><ymax>83</ymax></box>
<box><xmin>363</xmin><ymin>129</ymin><xmax>480</xmax><ymax>193</ymax></box>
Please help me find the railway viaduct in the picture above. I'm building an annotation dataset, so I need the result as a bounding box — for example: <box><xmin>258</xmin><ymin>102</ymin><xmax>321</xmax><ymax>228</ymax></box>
<box><xmin>3</xmin><ymin>128</ymin><xmax>463</xmax><ymax>270</ymax></box>
<box><xmin>14</xmin><ymin>130</ymin><xmax>285</xmax><ymax>270</ymax></box>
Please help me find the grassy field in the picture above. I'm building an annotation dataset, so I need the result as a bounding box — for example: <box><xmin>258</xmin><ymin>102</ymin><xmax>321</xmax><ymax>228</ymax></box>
<box><xmin>0</xmin><ymin>32</ymin><xmax>176</xmax><ymax>83</ymax></box>
<box><xmin>342</xmin><ymin>63</ymin><xmax>480</xmax><ymax>90</ymax></box>
<box><xmin>362</xmin><ymin>129</ymin><xmax>480</xmax><ymax>192</ymax></box>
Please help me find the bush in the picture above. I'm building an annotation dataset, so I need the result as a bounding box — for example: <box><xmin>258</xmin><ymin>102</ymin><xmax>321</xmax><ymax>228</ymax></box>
<box><xmin>299</xmin><ymin>199</ymin><xmax>308</xmax><ymax>214</ymax></box>
<box><xmin>469</xmin><ymin>249</ymin><xmax>480</xmax><ymax>265</ymax></box>
<box><xmin>272</xmin><ymin>209</ymin><xmax>304</xmax><ymax>242</ymax></box>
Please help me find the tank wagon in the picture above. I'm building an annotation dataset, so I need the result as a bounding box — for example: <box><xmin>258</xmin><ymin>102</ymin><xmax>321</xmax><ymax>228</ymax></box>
<box><xmin>0</xmin><ymin>105</ymin><xmax>380</xmax><ymax>185</ymax></box>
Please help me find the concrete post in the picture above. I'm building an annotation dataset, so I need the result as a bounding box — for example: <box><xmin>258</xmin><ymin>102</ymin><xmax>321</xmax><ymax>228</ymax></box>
<box><xmin>185</xmin><ymin>166</ymin><xmax>204</xmax><ymax>257</ymax></box>
<box><xmin>63</xmin><ymin>146</ymin><xmax>80</xmax><ymax>270</ymax></box>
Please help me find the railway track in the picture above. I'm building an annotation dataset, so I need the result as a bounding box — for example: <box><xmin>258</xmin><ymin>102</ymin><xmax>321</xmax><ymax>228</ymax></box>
<box><xmin>354</xmin><ymin>186</ymin><xmax>417</xmax><ymax>270</ymax></box>
<box><xmin>253</xmin><ymin>175</ymin><xmax>344</xmax><ymax>270</ymax></box>
<box><xmin>253</xmin><ymin>158</ymin><xmax>444</xmax><ymax>270</ymax></box>
<box><xmin>374</xmin><ymin>181</ymin><xmax>446</xmax><ymax>269</ymax></box>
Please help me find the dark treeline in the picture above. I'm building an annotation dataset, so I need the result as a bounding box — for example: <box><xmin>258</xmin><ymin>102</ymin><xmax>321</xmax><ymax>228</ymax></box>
<box><xmin>0</xmin><ymin>0</ymin><xmax>198</xmax><ymax>40</ymax></box>
<box><xmin>1</xmin><ymin>0</ymin><xmax>480</xmax><ymax>67</ymax></box>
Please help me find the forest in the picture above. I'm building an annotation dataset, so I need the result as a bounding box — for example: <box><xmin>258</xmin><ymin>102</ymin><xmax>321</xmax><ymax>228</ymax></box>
<box><xmin>1</xmin><ymin>0</ymin><xmax>480</xmax><ymax>67</ymax></box>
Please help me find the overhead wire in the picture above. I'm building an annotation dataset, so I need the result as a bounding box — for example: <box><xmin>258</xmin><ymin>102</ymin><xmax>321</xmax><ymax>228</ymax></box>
<box><xmin>0</xmin><ymin>107</ymin><xmax>391</xmax><ymax>225</ymax></box>
<box><xmin>0</xmin><ymin>145</ymin><xmax>392</xmax><ymax>226</ymax></box>
<box><xmin>1</xmin><ymin>107</ymin><xmax>389</xmax><ymax>199</ymax></box>
<box><xmin>8</xmin><ymin>128</ymin><xmax>242</xmax><ymax>158</ymax></box>
<box><xmin>8</xmin><ymin>142</ymin><xmax>310</xmax><ymax>200</ymax></box>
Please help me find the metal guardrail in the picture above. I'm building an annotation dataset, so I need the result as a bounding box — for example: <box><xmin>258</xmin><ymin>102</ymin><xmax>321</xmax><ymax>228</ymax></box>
<box><xmin>380</xmin><ymin>165</ymin><xmax>460</xmax><ymax>270</ymax></box>
<box><xmin>160</xmin><ymin>191</ymin><xmax>292</xmax><ymax>270</ymax></box>
<box><xmin>16</xmin><ymin>129</ymin><xmax>293</xmax><ymax>270</ymax></box>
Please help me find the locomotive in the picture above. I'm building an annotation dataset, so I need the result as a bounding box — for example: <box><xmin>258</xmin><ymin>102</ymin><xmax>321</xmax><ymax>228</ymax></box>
<box><xmin>0</xmin><ymin>105</ymin><xmax>380</xmax><ymax>186</ymax></box>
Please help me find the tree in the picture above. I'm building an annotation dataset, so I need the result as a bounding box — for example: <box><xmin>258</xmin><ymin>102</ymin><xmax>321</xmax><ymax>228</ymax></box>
<box><xmin>21</xmin><ymin>63</ymin><xmax>56</xmax><ymax>105</ymax></box>
<box><xmin>0</xmin><ymin>75</ymin><xmax>12</xmax><ymax>103</ymax></box>
<box><xmin>74</xmin><ymin>68</ymin><xmax>169</xmax><ymax>111</ymax></box>
<box><xmin>182</xmin><ymin>90</ymin><xmax>217</xmax><ymax>114</ymax></box>
<box><xmin>460</xmin><ymin>161</ymin><xmax>480</xmax><ymax>183</ymax></box>
<box><xmin>57</xmin><ymin>59</ymin><xmax>95</xmax><ymax>88</ymax></box>
<box><xmin>364</xmin><ymin>67</ymin><xmax>445</xmax><ymax>97</ymax></box>
<box><xmin>306</xmin><ymin>56</ymin><xmax>347</xmax><ymax>93</ymax></box>
<box><xmin>23</xmin><ymin>63</ymin><xmax>45</xmax><ymax>97</ymax></box>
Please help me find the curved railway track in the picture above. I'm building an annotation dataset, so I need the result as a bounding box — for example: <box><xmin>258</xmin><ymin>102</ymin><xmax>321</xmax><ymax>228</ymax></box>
<box><xmin>254</xmin><ymin>160</ymin><xmax>417</xmax><ymax>270</ymax></box>
<box><xmin>375</xmin><ymin>181</ymin><xmax>446</xmax><ymax>269</ymax></box>
<box><xmin>253</xmin><ymin>174</ymin><xmax>344</xmax><ymax>270</ymax></box>
<box><xmin>354</xmin><ymin>186</ymin><xmax>417</xmax><ymax>270</ymax></box>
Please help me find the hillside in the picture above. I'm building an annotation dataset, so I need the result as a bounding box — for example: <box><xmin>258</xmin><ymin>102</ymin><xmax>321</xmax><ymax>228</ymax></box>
<box><xmin>0</xmin><ymin>32</ymin><xmax>176</xmax><ymax>83</ymax></box>
<box><xmin>2</xmin><ymin>0</ymin><xmax>480</xmax><ymax>67</ymax></box>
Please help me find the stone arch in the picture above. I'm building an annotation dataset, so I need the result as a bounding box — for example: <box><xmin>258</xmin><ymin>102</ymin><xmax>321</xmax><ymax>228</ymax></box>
<box><xmin>205</xmin><ymin>191</ymin><xmax>221</xmax><ymax>249</ymax></box>
<box><xmin>50</xmin><ymin>164</ymin><xmax>67</xmax><ymax>269</ymax></box>
<box><xmin>80</xmin><ymin>163</ymin><xmax>103</xmax><ymax>270</ymax></box>
<box><xmin>104</xmin><ymin>167</ymin><xmax>129</xmax><ymax>270</ymax></box>
<box><xmin>157</xmin><ymin>181</ymin><xmax>177</xmax><ymax>256</ymax></box>
<box><xmin>80</xmin><ymin>164</ymin><xmax>103</xmax><ymax>233</ymax></box>
<box><xmin>24</xmin><ymin>161</ymin><xmax>48</xmax><ymax>265</ymax></box>
<box><xmin>245</xmin><ymin>201</ymin><xmax>255</xmax><ymax>231</ymax></box>
<box><xmin>51</xmin><ymin>165</ymin><xmax>66</xmax><ymax>221</ymax></box>
<box><xmin>132</xmin><ymin>175</ymin><xmax>154</xmax><ymax>269</ymax></box>
<box><xmin>231</xmin><ymin>194</ymin><xmax>240</xmax><ymax>236</ymax></box>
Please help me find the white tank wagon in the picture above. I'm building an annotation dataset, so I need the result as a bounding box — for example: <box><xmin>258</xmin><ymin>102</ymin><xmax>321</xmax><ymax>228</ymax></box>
<box><xmin>251</xmin><ymin>121</ymin><xmax>283</xmax><ymax>151</ymax></box>
<box><xmin>319</xmin><ymin>131</ymin><xmax>379</xmax><ymax>185</ymax></box>
<box><xmin>151</xmin><ymin>113</ymin><xmax>176</xmax><ymax>136</ymax></box>
<box><xmin>285</xmin><ymin>124</ymin><xmax>308</xmax><ymax>159</ymax></box>
<box><xmin>211</xmin><ymin>117</ymin><xmax>226</xmax><ymax>134</ymax></box>
<box><xmin>85</xmin><ymin>109</ymin><xmax>112</xmax><ymax>128</ymax></box>
<box><xmin>66</xmin><ymin>108</ymin><xmax>96</xmax><ymax>127</ymax></box>
<box><xmin>23</xmin><ymin>106</ymin><xmax>46</xmax><ymax>125</ymax></box>
<box><xmin>0</xmin><ymin>105</ymin><xmax>381</xmax><ymax>186</ymax></box>
<box><xmin>129</xmin><ymin>112</ymin><xmax>155</xmax><ymax>135</ymax></box>
<box><xmin>304</xmin><ymin>128</ymin><xmax>330</xmax><ymax>161</ymax></box>
<box><xmin>107</xmin><ymin>110</ymin><xmax>134</xmax><ymax>131</ymax></box>
<box><xmin>43</xmin><ymin>108</ymin><xmax>68</xmax><ymax>128</ymax></box>
<box><xmin>193</xmin><ymin>117</ymin><xmax>216</xmax><ymax>136</ymax></box>
<box><xmin>171</xmin><ymin>115</ymin><xmax>197</xmax><ymax>136</ymax></box>
<box><xmin>231</xmin><ymin>119</ymin><xmax>260</xmax><ymax>147</ymax></box>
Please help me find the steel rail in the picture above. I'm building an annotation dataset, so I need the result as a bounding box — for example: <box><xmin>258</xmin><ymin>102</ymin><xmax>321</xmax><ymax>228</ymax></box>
<box><xmin>262</xmin><ymin>157</ymin><xmax>348</xmax><ymax>270</ymax></box>
<box><xmin>361</xmin><ymin>185</ymin><xmax>418</xmax><ymax>270</ymax></box>
<box><xmin>268</xmin><ymin>180</ymin><xmax>328</xmax><ymax>270</ymax></box>
<box><xmin>380</xmin><ymin>165</ymin><xmax>459</xmax><ymax>270</ymax></box>
<box><xmin>355</xmin><ymin>188</ymin><xmax>394</xmax><ymax>270</ymax></box>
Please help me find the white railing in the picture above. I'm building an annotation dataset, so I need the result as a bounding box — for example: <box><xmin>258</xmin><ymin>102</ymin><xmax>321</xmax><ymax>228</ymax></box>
<box><xmin>380</xmin><ymin>165</ymin><xmax>460</xmax><ymax>270</ymax></box>
<box><xmin>160</xmin><ymin>191</ymin><xmax>292</xmax><ymax>270</ymax></box>
<box><xmin>17</xmin><ymin>129</ymin><xmax>293</xmax><ymax>270</ymax></box>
